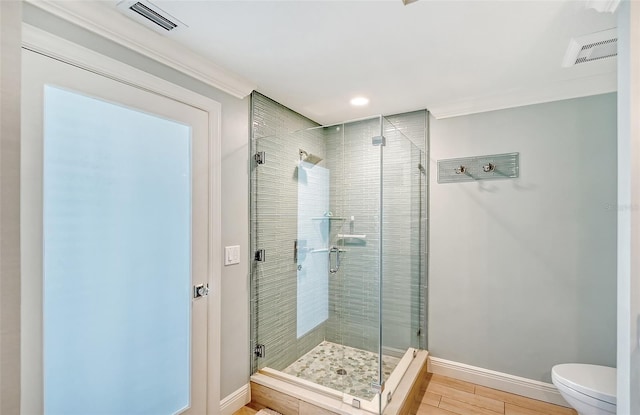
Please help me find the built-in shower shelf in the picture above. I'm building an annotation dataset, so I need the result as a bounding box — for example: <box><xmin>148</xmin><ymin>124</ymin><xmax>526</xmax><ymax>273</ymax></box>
<box><xmin>309</xmin><ymin>248</ymin><xmax>328</xmax><ymax>253</ymax></box>
<box><xmin>337</xmin><ymin>234</ymin><xmax>366</xmax><ymax>241</ymax></box>
<box><xmin>311</xmin><ymin>217</ymin><xmax>346</xmax><ymax>221</ymax></box>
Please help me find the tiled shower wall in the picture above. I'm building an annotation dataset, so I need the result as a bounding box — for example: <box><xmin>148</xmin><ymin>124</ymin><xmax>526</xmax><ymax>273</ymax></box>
<box><xmin>251</xmin><ymin>92</ymin><xmax>325</xmax><ymax>371</ymax></box>
<box><xmin>251</xmin><ymin>91</ymin><xmax>427</xmax><ymax>372</ymax></box>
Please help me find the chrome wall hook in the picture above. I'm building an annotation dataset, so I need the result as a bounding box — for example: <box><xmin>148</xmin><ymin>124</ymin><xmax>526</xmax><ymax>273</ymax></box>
<box><xmin>482</xmin><ymin>163</ymin><xmax>495</xmax><ymax>173</ymax></box>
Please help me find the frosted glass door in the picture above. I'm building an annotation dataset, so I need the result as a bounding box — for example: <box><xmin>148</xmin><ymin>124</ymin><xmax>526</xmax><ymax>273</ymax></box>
<box><xmin>44</xmin><ymin>85</ymin><xmax>191</xmax><ymax>414</ymax></box>
<box><xmin>21</xmin><ymin>50</ymin><xmax>209</xmax><ymax>414</ymax></box>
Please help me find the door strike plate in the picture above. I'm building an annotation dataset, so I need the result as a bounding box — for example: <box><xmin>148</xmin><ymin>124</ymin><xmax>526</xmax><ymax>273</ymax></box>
<box><xmin>193</xmin><ymin>283</ymin><xmax>209</xmax><ymax>299</ymax></box>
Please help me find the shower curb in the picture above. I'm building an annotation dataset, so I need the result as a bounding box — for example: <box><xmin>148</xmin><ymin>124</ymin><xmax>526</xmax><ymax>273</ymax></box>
<box><xmin>248</xmin><ymin>350</ymin><xmax>428</xmax><ymax>415</ymax></box>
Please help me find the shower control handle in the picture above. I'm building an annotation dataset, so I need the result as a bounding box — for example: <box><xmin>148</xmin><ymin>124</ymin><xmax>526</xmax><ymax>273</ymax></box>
<box><xmin>329</xmin><ymin>246</ymin><xmax>341</xmax><ymax>274</ymax></box>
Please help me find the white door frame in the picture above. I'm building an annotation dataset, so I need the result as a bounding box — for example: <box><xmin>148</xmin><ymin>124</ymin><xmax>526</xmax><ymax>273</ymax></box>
<box><xmin>21</xmin><ymin>23</ymin><xmax>222</xmax><ymax>415</ymax></box>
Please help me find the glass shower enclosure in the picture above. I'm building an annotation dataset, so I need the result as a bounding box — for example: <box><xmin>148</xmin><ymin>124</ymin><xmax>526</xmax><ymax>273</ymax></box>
<box><xmin>250</xmin><ymin>110</ymin><xmax>426</xmax><ymax>414</ymax></box>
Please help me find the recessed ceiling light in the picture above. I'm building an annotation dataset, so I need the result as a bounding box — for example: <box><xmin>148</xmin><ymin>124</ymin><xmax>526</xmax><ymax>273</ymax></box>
<box><xmin>350</xmin><ymin>97</ymin><xmax>369</xmax><ymax>106</ymax></box>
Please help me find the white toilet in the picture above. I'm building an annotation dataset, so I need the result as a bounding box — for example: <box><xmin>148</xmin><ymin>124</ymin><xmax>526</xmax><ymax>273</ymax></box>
<box><xmin>552</xmin><ymin>364</ymin><xmax>616</xmax><ymax>415</ymax></box>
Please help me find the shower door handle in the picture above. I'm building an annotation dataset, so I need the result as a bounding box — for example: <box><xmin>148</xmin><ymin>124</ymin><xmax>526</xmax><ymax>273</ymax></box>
<box><xmin>329</xmin><ymin>246</ymin><xmax>341</xmax><ymax>274</ymax></box>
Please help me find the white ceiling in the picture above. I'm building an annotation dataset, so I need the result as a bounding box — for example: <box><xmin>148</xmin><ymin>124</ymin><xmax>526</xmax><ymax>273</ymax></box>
<box><xmin>110</xmin><ymin>0</ymin><xmax>617</xmax><ymax>124</ymax></box>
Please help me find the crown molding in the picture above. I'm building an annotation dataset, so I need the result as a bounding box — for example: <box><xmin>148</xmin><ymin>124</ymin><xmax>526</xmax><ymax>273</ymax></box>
<box><xmin>429</xmin><ymin>71</ymin><xmax>617</xmax><ymax>119</ymax></box>
<box><xmin>25</xmin><ymin>0</ymin><xmax>256</xmax><ymax>99</ymax></box>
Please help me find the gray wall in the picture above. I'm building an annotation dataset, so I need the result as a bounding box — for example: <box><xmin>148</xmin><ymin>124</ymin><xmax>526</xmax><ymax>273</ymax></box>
<box><xmin>23</xmin><ymin>4</ymin><xmax>251</xmax><ymax>397</ymax></box>
<box><xmin>428</xmin><ymin>93</ymin><xmax>617</xmax><ymax>383</ymax></box>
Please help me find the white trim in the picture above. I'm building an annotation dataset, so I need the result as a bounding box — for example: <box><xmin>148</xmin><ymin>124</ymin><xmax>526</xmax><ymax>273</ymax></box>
<box><xmin>428</xmin><ymin>357</ymin><xmax>571</xmax><ymax>408</ymax></box>
<box><xmin>251</xmin><ymin>351</ymin><xmax>428</xmax><ymax>415</ymax></box>
<box><xmin>429</xmin><ymin>71</ymin><xmax>616</xmax><ymax>119</ymax></box>
<box><xmin>617</xmin><ymin>1</ymin><xmax>640</xmax><ymax>413</ymax></box>
<box><xmin>22</xmin><ymin>24</ymin><xmax>221</xmax><ymax>113</ymax></box>
<box><xmin>21</xmin><ymin>24</ymin><xmax>223</xmax><ymax>415</ymax></box>
<box><xmin>220</xmin><ymin>384</ymin><xmax>251</xmax><ymax>415</ymax></box>
<box><xmin>207</xmin><ymin>58</ymin><xmax>223</xmax><ymax>415</ymax></box>
<box><xmin>251</xmin><ymin>373</ymin><xmax>364</xmax><ymax>415</ymax></box>
<box><xmin>25</xmin><ymin>0</ymin><xmax>255</xmax><ymax>99</ymax></box>
<box><xmin>378</xmin><ymin>348</ymin><xmax>415</xmax><ymax>413</ymax></box>
<box><xmin>259</xmin><ymin>368</ymin><xmax>343</xmax><ymax>400</ymax></box>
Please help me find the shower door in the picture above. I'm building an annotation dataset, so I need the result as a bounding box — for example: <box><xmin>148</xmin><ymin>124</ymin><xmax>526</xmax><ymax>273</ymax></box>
<box><xmin>381</xmin><ymin>116</ymin><xmax>427</xmax><ymax>354</ymax></box>
<box><xmin>323</xmin><ymin>119</ymin><xmax>385</xmax><ymax>405</ymax></box>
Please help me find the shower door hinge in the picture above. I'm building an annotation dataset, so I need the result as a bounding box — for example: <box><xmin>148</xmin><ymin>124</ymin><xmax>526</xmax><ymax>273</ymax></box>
<box><xmin>254</xmin><ymin>249</ymin><xmax>265</xmax><ymax>262</ymax></box>
<box><xmin>371</xmin><ymin>381</ymin><xmax>385</xmax><ymax>394</ymax></box>
<box><xmin>254</xmin><ymin>343</ymin><xmax>265</xmax><ymax>358</ymax></box>
<box><xmin>372</xmin><ymin>135</ymin><xmax>386</xmax><ymax>146</ymax></box>
<box><xmin>254</xmin><ymin>151</ymin><xmax>265</xmax><ymax>165</ymax></box>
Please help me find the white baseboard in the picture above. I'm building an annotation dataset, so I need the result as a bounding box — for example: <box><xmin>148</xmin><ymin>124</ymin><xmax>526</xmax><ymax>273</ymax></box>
<box><xmin>220</xmin><ymin>383</ymin><xmax>251</xmax><ymax>415</ymax></box>
<box><xmin>428</xmin><ymin>357</ymin><xmax>571</xmax><ymax>408</ymax></box>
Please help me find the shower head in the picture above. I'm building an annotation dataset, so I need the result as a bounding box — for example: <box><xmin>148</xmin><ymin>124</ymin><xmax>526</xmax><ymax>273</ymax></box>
<box><xmin>299</xmin><ymin>149</ymin><xmax>323</xmax><ymax>165</ymax></box>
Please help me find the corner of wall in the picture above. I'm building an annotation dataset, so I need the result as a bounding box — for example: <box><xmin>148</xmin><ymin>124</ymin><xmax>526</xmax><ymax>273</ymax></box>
<box><xmin>0</xmin><ymin>1</ymin><xmax>22</xmax><ymax>412</ymax></box>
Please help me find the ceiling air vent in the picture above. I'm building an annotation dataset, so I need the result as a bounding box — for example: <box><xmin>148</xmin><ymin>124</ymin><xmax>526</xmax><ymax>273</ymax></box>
<box><xmin>116</xmin><ymin>0</ymin><xmax>187</xmax><ymax>34</ymax></box>
<box><xmin>562</xmin><ymin>28</ymin><xmax>617</xmax><ymax>67</ymax></box>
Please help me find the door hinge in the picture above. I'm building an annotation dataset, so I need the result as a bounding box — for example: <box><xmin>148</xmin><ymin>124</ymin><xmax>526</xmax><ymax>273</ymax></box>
<box><xmin>254</xmin><ymin>249</ymin><xmax>265</xmax><ymax>262</ymax></box>
<box><xmin>254</xmin><ymin>344</ymin><xmax>265</xmax><ymax>358</ymax></box>
<box><xmin>254</xmin><ymin>151</ymin><xmax>265</xmax><ymax>165</ymax></box>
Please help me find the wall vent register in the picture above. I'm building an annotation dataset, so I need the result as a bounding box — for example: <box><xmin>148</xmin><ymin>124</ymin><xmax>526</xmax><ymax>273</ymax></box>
<box><xmin>562</xmin><ymin>28</ymin><xmax>617</xmax><ymax>67</ymax></box>
<box><xmin>116</xmin><ymin>0</ymin><xmax>187</xmax><ymax>34</ymax></box>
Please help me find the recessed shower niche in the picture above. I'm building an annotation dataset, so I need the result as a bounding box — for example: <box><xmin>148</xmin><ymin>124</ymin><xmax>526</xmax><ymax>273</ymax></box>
<box><xmin>249</xmin><ymin>92</ymin><xmax>427</xmax><ymax>414</ymax></box>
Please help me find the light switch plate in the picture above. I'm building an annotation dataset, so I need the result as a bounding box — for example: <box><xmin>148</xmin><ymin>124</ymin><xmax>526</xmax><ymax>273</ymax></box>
<box><xmin>224</xmin><ymin>245</ymin><xmax>240</xmax><ymax>266</ymax></box>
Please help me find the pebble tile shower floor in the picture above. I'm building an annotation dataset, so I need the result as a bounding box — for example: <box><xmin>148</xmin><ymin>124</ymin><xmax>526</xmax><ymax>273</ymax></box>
<box><xmin>282</xmin><ymin>341</ymin><xmax>401</xmax><ymax>400</ymax></box>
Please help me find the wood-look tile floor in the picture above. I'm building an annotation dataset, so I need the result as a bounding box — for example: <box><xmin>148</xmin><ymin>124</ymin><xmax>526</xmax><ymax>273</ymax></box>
<box><xmin>232</xmin><ymin>407</ymin><xmax>257</xmax><ymax>415</ymax></box>
<box><xmin>233</xmin><ymin>373</ymin><xmax>578</xmax><ymax>415</ymax></box>
<box><xmin>419</xmin><ymin>374</ymin><xmax>577</xmax><ymax>415</ymax></box>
